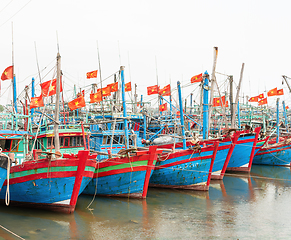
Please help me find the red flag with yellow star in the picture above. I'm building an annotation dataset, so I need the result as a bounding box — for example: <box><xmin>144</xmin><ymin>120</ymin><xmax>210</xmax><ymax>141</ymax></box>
<box><xmin>1</xmin><ymin>66</ymin><xmax>13</xmax><ymax>81</ymax></box>
<box><xmin>277</xmin><ymin>89</ymin><xmax>284</xmax><ymax>95</ymax></box>
<box><xmin>159</xmin><ymin>84</ymin><xmax>171</xmax><ymax>96</ymax></box>
<box><xmin>258</xmin><ymin>93</ymin><xmax>264</xmax><ymax>99</ymax></box>
<box><xmin>159</xmin><ymin>103</ymin><xmax>167</xmax><ymax>112</ymax></box>
<box><xmin>248</xmin><ymin>96</ymin><xmax>259</xmax><ymax>102</ymax></box>
<box><xmin>213</xmin><ymin>96</ymin><xmax>225</xmax><ymax>107</ymax></box>
<box><xmin>258</xmin><ymin>97</ymin><xmax>268</xmax><ymax>106</ymax></box>
<box><xmin>108</xmin><ymin>82</ymin><xmax>118</xmax><ymax>92</ymax></box>
<box><xmin>97</xmin><ymin>86</ymin><xmax>111</xmax><ymax>97</ymax></box>
<box><xmin>267</xmin><ymin>87</ymin><xmax>277</xmax><ymax>97</ymax></box>
<box><xmin>30</xmin><ymin>95</ymin><xmax>44</xmax><ymax>109</ymax></box>
<box><xmin>68</xmin><ymin>96</ymin><xmax>86</xmax><ymax>110</ymax></box>
<box><xmin>190</xmin><ymin>73</ymin><xmax>203</xmax><ymax>83</ymax></box>
<box><xmin>125</xmin><ymin>82</ymin><xmax>131</xmax><ymax>92</ymax></box>
<box><xmin>147</xmin><ymin>85</ymin><xmax>159</xmax><ymax>95</ymax></box>
<box><xmin>41</xmin><ymin>78</ymin><xmax>63</xmax><ymax>97</ymax></box>
<box><xmin>86</xmin><ymin>70</ymin><xmax>98</xmax><ymax>79</ymax></box>
<box><xmin>90</xmin><ymin>92</ymin><xmax>102</xmax><ymax>103</ymax></box>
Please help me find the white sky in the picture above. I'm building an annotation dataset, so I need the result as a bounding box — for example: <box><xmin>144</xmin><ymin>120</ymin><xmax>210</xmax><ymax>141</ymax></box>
<box><xmin>0</xmin><ymin>0</ymin><xmax>290</xmax><ymax>109</ymax></box>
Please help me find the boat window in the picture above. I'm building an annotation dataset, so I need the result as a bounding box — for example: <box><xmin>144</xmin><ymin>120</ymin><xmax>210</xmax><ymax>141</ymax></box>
<box><xmin>11</xmin><ymin>140</ymin><xmax>19</xmax><ymax>152</ymax></box>
<box><xmin>102</xmin><ymin>136</ymin><xmax>107</xmax><ymax>145</ymax></box>
<box><xmin>64</xmin><ymin>137</ymin><xmax>69</xmax><ymax>147</ymax></box>
<box><xmin>107</xmin><ymin>136</ymin><xmax>112</xmax><ymax>144</ymax></box>
<box><xmin>60</xmin><ymin>137</ymin><xmax>64</xmax><ymax>147</ymax></box>
<box><xmin>113</xmin><ymin>135</ymin><xmax>119</xmax><ymax>144</ymax></box>
<box><xmin>47</xmin><ymin>137</ymin><xmax>53</xmax><ymax>148</ymax></box>
<box><xmin>0</xmin><ymin>139</ymin><xmax>11</xmax><ymax>151</ymax></box>
<box><xmin>119</xmin><ymin>136</ymin><xmax>124</xmax><ymax>144</ymax></box>
<box><xmin>77</xmin><ymin>136</ymin><xmax>83</xmax><ymax>146</ymax></box>
<box><xmin>71</xmin><ymin>137</ymin><xmax>76</xmax><ymax>147</ymax></box>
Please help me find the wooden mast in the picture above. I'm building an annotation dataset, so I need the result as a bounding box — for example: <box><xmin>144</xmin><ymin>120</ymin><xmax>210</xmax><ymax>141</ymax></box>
<box><xmin>208</xmin><ymin>47</ymin><xmax>218</xmax><ymax>136</ymax></box>
<box><xmin>54</xmin><ymin>52</ymin><xmax>61</xmax><ymax>155</ymax></box>
<box><xmin>232</xmin><ymin>63</ymin><xmax>245</xmax><ymax>128</ymax></box>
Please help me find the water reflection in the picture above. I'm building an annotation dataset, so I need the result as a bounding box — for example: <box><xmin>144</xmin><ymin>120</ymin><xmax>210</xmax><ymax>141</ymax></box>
<box><xmin>1</xmin><ymin>165</ymin><xmax>291</xmax><ymax>239</ymax></box>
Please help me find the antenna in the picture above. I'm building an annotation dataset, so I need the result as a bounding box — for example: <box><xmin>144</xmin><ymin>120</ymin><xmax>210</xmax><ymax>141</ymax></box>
<box><xmin>96</xmin><ymin>40</ymin><xmax>105</xmax><ymax>119</ymax></box>
<box><xmin>56</xmin><ymin>31</ymin><xmax>60</xmax><ymax>53</ymax></box>
<box><xmin>34</xmin><ymin>42</ymin><xmax>42</xmax><ymax>84</ymax></box>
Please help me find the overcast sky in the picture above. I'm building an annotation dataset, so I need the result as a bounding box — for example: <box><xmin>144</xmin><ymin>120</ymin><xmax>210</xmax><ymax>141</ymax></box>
<box><xmin>0</xmin><ymin>0</ymin><xmax>290</xmax><ymax>109</ymax></box>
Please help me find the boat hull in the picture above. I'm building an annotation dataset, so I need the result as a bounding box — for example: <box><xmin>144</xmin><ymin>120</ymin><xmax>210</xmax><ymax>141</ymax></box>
<box><xmin>253</xmin><ymin>142</ymin><xmax>291</xmax><ymax>166</ymax></box>
<box><xmin>83</xmin><ymin>146</ymin><xmax>159</xmax><ymax>199</ymax></box>
<box><xmin>0</xmin><ymin>150</ymin><xmax>96</xmax><ymax>213</ymax></box>
<box><xmin>226</xmin><ymin>128</ymin><xmax>260</xmax><ymax>173</ymax></box>
<box><xmin>149</xmin><ymin>143</ymin><xmax>219</xmax><ymax>191</ymax></box>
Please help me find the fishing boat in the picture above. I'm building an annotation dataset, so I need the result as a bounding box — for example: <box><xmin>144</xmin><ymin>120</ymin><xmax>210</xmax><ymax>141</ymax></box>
<box><xmin>253</xmin><ymin>136</ymin><xmax>291</xmax><ymax>166</ymax></box>
<box><xmin>151</xmin><ymin>130</ymin><xmax>241</xmax><ymax>180</ymax></box>
<box><xmin>0</xmin><ymin>150</ymin><xmax>96</xmax><ymax>213</ymax></box>
<box><xmin>82</xmin><ymin>146</ymin><xmax>160</xmax><ymax>198</ymax></box>
<box><xmin>149</xmin><ymin>141</ymin><xmax>219</xmax><ymax>190</ymax></box>
<box><xmin>226</xmin><ymin>127</ymin><xmax>261</xmax><ymax>173</ymax></box>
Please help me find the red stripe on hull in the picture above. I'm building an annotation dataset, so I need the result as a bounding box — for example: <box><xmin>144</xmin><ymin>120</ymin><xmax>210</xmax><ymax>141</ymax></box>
<box><xmin>256</xmin><ymin>145</ymin><xmax>291</xmax><ymax>155</ymax></box>
<box><xmin>93</xmin><ymin>166</ymin><xmax>148</xmax><ymax>178</ymax></box>
<box><xmin>11</xmin><ymin>159</ymin><xmax>96</xmax><ymax>173</ymax></box>
<box><xmin>155</xmin><ymin>155</ymin><xmax>212</xmax><ymax>170</ymax></box>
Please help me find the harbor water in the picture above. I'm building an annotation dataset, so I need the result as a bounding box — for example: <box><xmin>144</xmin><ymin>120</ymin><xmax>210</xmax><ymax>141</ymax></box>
<box><xmin>1</xmin><ymin>165</ymin><xmax>291</xmax><ymax>239</ymax></box>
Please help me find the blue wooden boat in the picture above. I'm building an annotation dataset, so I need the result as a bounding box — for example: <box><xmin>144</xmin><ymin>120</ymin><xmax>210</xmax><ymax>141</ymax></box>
<box><xmin>253</xmin><ymin>137</ymin><xmax>291</xmax><ymax>166</ymax></box>
<box><xmin>226</xmin><ymin>127</ymin><xmax>261</xmax><ymax>173</ymax></box>
<box><xmin>149</xmin><ymin>142</ymin><xmax>219</xmax><ymax>191</ymax></box>
<box><xmin>0</xmin><ymin>150</ymin><xmax>96</xmax><ymax>213</ymax></box>
<box><xmin>150</xmin><ymin>130</ymin><xmax>241</xmax><ymax>180</ymax></box>
<box><xmin>82</xmin><ymin>146</ymin><xmax>161</xmax><ymax>198</ymax></box>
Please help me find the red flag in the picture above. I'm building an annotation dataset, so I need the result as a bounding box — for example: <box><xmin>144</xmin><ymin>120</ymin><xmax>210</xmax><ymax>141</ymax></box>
<box><xmin>41</xmin><ymin>78</ymin><xmax>63</xmax><ymax>97</ymax></box>
<box><xmin>277</xmin><ymin>89</ymin><xmax>284</xmax><ymax>95</ymax></box>
<box><xmin>98</xmin><ymin>86</ymin><xmax>111</xmax><ymax>97</ymax></box>
<box><xmin>125</xmin><ymin>82</ymin><xmax>131</xmax><ymax>92</ymax></box>
<box><xmin>258</xmin><ymin>97</ymin><xmax>268</xmax><ymax>106</ymax></box>
<box><xmin>108</xmin><ymin>82</ymin><xmax>118</xmax><ymax>92</ymax></box>
<box><xmin>147</xmin><ymin>85</ymin><xmax>159</xmax><ymax>95</ymax></box>
<box><xmin>68</xmin><ymin>96</ymin><xmax>86</xmax><ymax>110</ymax></box>
<box><xmin>225</xmin><ymin>101</ymin><xmax>229</xmax><ymax>108</ymax></box>
<box><xmin>86</xmin><ymin>70</ymin><xmax>98</xmax><ymax>79</ymax></box>
<box><xmin>248</xmin><ymin>96</ymin><xmax>259</xmax><ymax>102</ymax></box>
<box><xmin>30</xmin><ymin>95</ymin><xmax>44</xmax><ymax>109</ymax></box>
<box><xmin>258</xmin><ymin>93</ymin><xmax>264</xmax><ymax>99</ymax></box>
<box><xmin>267</xmin><ymin>87</ymin><xmax>277</xmax><ymax>97</ymax></box>
<box><xmin>159</xmin><ymin>103</ymin><xmax>167</xmax><ymax>112</ymax></box>
<box><xmin>286</xmin><ymin>106</ymin><xmax>289</xmax><ymax>110</ymax></box>
<box><xmin>191</xmin><ymin>73</ymin><xmax>203</xmax><ymax>83</ymax></box>
<box><xmin>159</xmin><ymin>84</ymin><xmax>171</xmax><ymax>96</ymax></box>
<box><xmin>1</xmin><ymin>66</ymin><xmax>13</xmax><ymax>81</ymax></box>
<box><xmin>90</xmin><ymin>92</ymin><xmax>102</xmax><ymax>103</ymax></box>
<box><xmin>213</xmin><ymin>96</ymin><xmax>225</xmax><ymax>107</ymax></box>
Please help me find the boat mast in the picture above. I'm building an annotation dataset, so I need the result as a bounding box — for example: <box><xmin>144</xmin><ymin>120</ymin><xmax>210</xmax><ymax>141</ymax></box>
<box><xmin>120</xmin><ymin>66</ymin><xmax>129</xmax><ymax>148</ymax></box>
<box><xmin>232</xmin><ymin>63</ymin><xmax>245</xmax><ymax>128</ymax></box>
<box><xmin>208</xmin><ymin>47</ymin><xmax>218</xmax><ymax>135</ymax></box>
<box><xmin>276</xmin><ymin>98</ymin><xmax>280</xmax><ymax>143</ymax></box>
<box><xmin>203</xmin><ymin>71</ymin><xmax>210</xmax><ymax>139</ymax></box>
<box><xmin>11</xmin><ymin>22</ymin><xmax>17</xmax><ymax>113</ymax></box>
<box><xmin>97</xmin><ymin>41</ymin><xmax>105</xmax><ymax>120</ymax></box>
<box><xmin>54</xmin><ymin>52</ymin><xmax>61</xmax><ymax>154</ymax></box>
<box><xmin>177</xmin><ymin>81</ymin><xmax>186</xmax><ymax>149</ymax></box>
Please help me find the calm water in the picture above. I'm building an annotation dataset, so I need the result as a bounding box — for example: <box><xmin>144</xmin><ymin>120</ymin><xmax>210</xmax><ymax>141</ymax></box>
<box><xmin>1</xmin><ymin>165</ymin><xmax>291</xmax><ymax>240</ymax></box>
